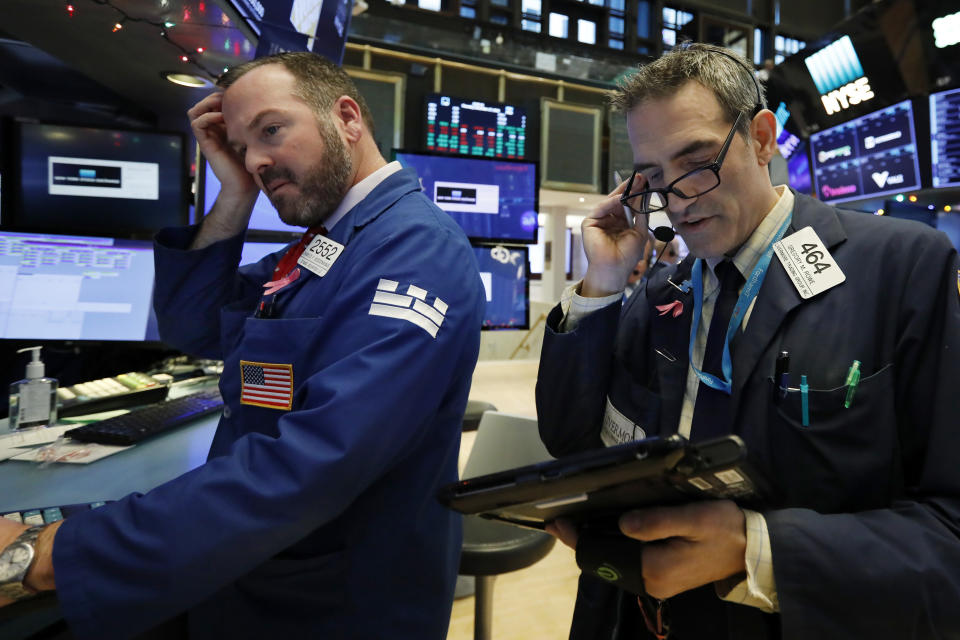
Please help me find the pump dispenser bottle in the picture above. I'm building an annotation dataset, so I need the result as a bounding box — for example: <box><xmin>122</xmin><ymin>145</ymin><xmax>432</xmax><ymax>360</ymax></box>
<box><xmin>9</xmin><ymin>346</ymin><xmax>58</xmax><ymax>430</ymax></box>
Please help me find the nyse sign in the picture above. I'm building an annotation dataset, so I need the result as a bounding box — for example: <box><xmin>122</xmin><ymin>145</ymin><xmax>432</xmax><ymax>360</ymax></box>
<box><xmin>820</xmin><ymin>77</ymin><xmax>875</xmax><ymax>116</ymax></box>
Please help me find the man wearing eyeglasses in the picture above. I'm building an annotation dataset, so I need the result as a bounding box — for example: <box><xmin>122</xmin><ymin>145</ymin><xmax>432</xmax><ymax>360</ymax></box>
<box><xmin>537</xmin><ymin>43</ymin><xmax>960</xmax><ymax>639</ymax></box>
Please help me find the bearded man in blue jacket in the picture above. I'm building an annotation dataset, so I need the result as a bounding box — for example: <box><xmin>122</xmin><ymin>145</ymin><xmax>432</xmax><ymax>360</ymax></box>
<box><xmin>0</xmin><ymin>52</ymin><xmax>485</xmax><ymax>639</ymax></box>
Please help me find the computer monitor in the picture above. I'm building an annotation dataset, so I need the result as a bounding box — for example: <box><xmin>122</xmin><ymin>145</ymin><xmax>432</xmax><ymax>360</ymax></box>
<box><xmin>0</xmin><ymin>231</ymin><xmax>159</xmax><ymax>341</ymax></box>
<box><xmin>473</xmin><ymin>244</ymin><xmax>529</xmax><ymax>330</ymax></box>
<box><xmin>223</xmin><ymin>0</ymin><xmax>352</xmax><ymax>64</ymax></box>
<box><xmin>394</xmin><ymin>150</ymin><xmax>538</xmax><ymax>244</ymax></box>
<box><xmin>425</xmin><ymin>94</ymin><xmax>527</xmax><ymax>159</ymax></box>
<box><xmin>930</xmin><ymin>86</ymin><xmax>960</xmax><ymax>188</ymax></box>
<box><xmin>11</xmin><ymin>122</ymin><xmax>187</xmax><ymax>238</ymax></box>
<box><xmin>239</xmin><ymin>240</ymin><xmax>291</xmax><ymax>266</ymax></box>
<box><xmin>197</xmin><ymin>156</ymin><xmax>305</xmax><ymax>234</ymax></box>
<box><xmin>810</xmin><ymin>99</ymin><xmax>922</xmax><ymax>204</ymax></box>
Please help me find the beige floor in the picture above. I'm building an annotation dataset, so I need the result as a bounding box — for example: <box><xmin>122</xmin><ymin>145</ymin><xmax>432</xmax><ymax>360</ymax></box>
<box><xmin>446</xmin><ymin>360</ymin><xmax>581</xmax><ymax>640</ymax></box>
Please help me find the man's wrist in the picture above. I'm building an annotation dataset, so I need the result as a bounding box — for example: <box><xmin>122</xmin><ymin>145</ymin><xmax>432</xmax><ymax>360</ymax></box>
<box><xmin>23</xmin><ymin>520</ymin><xmax>62</xmax><ymax>593</ymax></box>
<box><xmin>580</xmin><ymin>270</ymin><xmax>627</xmax><ymax>298</ymax></box>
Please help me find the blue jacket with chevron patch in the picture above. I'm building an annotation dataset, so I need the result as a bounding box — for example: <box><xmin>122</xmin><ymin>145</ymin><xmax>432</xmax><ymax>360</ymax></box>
<box><xmin>53</xmin><ymin>167</ymin><xmax>485</xmax><ymax>639</ymax></box>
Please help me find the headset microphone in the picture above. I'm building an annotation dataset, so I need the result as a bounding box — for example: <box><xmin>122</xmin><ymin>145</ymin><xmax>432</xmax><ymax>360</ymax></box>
<box><xmin>651</xmin><ymin>226</ymin><xmax>675</xmax><ymax>242</ymax></box>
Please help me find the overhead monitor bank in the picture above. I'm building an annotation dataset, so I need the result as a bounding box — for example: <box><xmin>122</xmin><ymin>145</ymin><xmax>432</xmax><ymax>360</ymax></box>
<box><xmin>425</xmin><ymin>94</ymin><xmax>528</xmax><ymax>159</ymax></box>
<box><xmin>810</xmin><ymin>99</ymin><xmax>922</xmax><ymax>204</ymax></box>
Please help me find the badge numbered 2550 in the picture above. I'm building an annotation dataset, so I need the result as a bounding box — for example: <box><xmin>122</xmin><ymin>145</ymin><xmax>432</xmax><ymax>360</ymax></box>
<box><xmin>773</xmin><ymin>226</ymin><xmax>845</xmax><ymax>299</ymax></box>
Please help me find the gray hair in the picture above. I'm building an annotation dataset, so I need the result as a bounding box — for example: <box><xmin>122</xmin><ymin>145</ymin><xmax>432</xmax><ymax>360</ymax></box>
<box><xmin>218</xmin><ymin>52</ymin><xmax>375</xmax><ymax>136</ymax></box>
<box><xmin>611</xmin><ymin>43</ymin><xmax>764</xmax><ymax>138</ymax></box>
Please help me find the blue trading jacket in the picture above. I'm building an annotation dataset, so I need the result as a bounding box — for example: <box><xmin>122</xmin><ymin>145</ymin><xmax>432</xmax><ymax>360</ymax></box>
<box><xmin>53</xmin><ymin>168</ymin><xmax>485</xmax><ymax>638</ymax></box>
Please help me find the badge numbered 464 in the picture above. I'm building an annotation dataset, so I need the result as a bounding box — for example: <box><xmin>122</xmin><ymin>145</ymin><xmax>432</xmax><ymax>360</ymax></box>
<box><xmin>773</xmin><ymin>226</ymin><xmax>845</xmax><ymax>299</ymax></box>
<box><xmin>298</xmin><ymin>234</ymin><xmax>345</xmax><ymax>277</ymax></box>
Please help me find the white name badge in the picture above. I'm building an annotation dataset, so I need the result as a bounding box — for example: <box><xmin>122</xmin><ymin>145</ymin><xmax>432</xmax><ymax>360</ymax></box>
<box><xmin>298</xmin><ymin>234</ymin><xmax>345</xmax><ymax>278</ymax></box>
<box><xmin>600</xmin><ymin>397</ymin><xmax>646</xmax><ymax>447</ymax></box>
<box><xmin>773</xmin><ymin>226</ymin><xmax>846</xmax><ymax>299</ymax></box>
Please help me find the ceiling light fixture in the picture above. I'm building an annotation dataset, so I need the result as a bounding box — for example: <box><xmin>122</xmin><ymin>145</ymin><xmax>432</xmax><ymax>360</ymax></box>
<box><xmin>163</xmin><ymin>72</ymin><xmax>213</xmax><ymax>88</ymax></box>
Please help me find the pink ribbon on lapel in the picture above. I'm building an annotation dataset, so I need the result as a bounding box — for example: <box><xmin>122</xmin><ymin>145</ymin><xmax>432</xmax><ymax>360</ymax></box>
<box><xmin>263</xmin><ymin>267</ymin><xmax>301</xmax><ymax>296</ymax></box>
<box><xmin>655</xmin><ymin>300</ymin><xmax>684</xmax><ymax>318</ymax></box>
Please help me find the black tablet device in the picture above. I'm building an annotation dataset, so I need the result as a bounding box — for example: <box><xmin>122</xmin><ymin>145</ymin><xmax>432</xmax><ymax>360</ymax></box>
<box><xmin>438</xmin><ymin>434</ymin><xmax>765</xmax><ymax>530</ymax></box>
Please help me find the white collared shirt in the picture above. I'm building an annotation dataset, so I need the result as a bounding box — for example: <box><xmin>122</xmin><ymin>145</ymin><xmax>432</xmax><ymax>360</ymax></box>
<box><xmin>324</xmin><ymin>161</ymin><xmax>403</xmax><ymax>232</ymax></box>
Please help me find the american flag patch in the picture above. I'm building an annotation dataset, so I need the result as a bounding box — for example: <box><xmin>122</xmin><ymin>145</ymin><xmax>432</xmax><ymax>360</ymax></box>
<box><xmin>240</xmin><ymin>361</ymin><xmax>293</xmax><ymax>410</ymax></box>
<box><xmin>368</xmin><ymin>278</ymin><xmax>447</xmax><ymax>338</ymax></box>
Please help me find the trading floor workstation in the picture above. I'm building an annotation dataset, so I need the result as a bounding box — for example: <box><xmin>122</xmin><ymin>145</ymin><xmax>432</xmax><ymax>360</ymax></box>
<box><xmin>1</xmin><ymin>0</ymin><xmax>960</xmax><ymax>638</ymax></box>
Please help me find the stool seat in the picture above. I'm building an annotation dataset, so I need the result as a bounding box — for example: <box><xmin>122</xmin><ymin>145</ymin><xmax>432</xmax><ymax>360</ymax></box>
<box><xmin>462</xmin><ymin>400</ymin><xmax>497</xmax><ymax>431</ymax></box>
<box><xmin>460</xmin><ymin>515</ymin><xmax>556</xmax><ymax>576</ymax></box>
<box><xmin>456</xmin><ymin>411</ymin><xmax>556</xmax><ymax>640</ymax></box>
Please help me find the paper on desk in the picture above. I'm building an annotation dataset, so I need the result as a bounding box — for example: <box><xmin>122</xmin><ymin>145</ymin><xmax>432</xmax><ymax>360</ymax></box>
<box><xmin>0</xmin><ymin>425</ymin><xmax>76</xmax><ymax>461</ymax></box>
<box><xmin>9</xmin><ymin>441</ymin><xmax>132</xmax><ymax>464</ymax></box>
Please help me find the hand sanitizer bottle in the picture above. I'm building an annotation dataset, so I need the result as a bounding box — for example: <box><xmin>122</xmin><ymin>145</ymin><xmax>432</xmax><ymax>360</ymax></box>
<box><xmin>9</xmin><ymin>346</ymin><xmax>58</xmax><ymax>430</ymax></box>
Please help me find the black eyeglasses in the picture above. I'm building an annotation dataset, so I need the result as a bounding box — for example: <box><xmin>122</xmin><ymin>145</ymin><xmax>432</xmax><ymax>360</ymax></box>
<box><xmin>620</xmin><ymin>110</ymin><xmax>745</xmax><ymax>216</ymax></box>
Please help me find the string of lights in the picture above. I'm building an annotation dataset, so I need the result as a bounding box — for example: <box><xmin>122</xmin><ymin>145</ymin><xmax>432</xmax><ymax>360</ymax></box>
<box><xmin>68</xmin><ymin>0</ymin><xmax>235</xmax><ymax>80</ymax></box>
<box><xmin>68</xmin><ymin>0</ymin><xmax>331</xmax><ymax>82</ymax></box>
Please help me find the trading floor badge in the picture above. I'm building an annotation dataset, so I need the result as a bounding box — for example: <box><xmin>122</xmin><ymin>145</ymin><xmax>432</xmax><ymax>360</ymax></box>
<box><xmin>240</xmin><ymin>361</ymin><xmax>293</xmax><ymax>410</ymax></box>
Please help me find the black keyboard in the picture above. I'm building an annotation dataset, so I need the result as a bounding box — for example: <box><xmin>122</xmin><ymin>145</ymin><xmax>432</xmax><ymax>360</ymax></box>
<box><xmin>65</xmin><ymin>389</ymin><xmax>224</xmax><ymax>446</ymax></box>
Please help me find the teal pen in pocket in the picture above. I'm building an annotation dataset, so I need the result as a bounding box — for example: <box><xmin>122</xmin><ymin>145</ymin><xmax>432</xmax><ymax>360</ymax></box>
<box><xmin>800</xmin><ymin>374</ymin><xmax>809</xmax><ymax>427</ymax></box>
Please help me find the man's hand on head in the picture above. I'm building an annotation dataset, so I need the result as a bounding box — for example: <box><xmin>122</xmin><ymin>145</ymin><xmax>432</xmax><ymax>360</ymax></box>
<box><xmin>188</xmin><ymin>92</ymin><xmax>259</xmax><ymax>201</ymax></box>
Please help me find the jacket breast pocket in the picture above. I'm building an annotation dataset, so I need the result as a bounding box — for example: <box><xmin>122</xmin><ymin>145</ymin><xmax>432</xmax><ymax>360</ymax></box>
<box><xmin>766</xmin><ymin>363</ymin><xmax>896</xmax><ymax>511</ymax></box>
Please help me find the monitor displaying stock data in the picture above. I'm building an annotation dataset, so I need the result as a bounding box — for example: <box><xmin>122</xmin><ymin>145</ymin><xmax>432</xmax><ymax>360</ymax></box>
<box><xmin>425</xmin><ymin>94</ymin><xmax>527</xmax><ymax>159</ymax></box>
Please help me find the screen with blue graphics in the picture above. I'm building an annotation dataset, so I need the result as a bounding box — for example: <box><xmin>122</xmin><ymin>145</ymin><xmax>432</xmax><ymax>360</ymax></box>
<box><xmin>395</xmin><ymin>151</ymin><xmax>539</xmax><ymax>244</ymax></box>
<box><xmin>809</xmin><ymin>100</ymin><xmax>921</xmax><ymax>204</ymax></box>
<box><xmin>472</xmin><ymin>244</ymin><xmax>529</xmax><ymax>330</ymax></box>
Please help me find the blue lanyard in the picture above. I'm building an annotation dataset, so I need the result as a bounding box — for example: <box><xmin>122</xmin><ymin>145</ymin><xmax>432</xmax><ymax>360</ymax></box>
<box><xmin>688</xmin><ymin>213</ymin><xmax>793</xmax><ymax>394</ymax></box>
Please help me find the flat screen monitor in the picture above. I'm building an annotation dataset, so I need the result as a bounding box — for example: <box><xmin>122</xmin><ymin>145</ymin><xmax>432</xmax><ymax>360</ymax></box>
<box><xmin>473</xmin><ymin>244</ymin><xmax>529</xmax><ymax>330</ymax></box>
<box><xmin>13</xmin><ymin>122</ymin><xmax>187</xmax><ymax>238</ymax></box>
<box><xmin>529</xmin><ymin>227</ymin><xmax>572</xmax><ymax>279</ymax></box>
<box><xmin>0</xmin><ymin>231</ymin><xmax>159</xmax><ymax>341</ymax></box>
<box><xmin>810</xmin><ymin>99</ymin><xmax>922</xmax><ymax>204</ymax></box>
<box><xmin>394</xmin><ymin>150</ymin><xmax>538</xmax><ymax>244</ymax></box>
<box><xmin>930</xmin><ymin>86</ymin><xmax>960</xmax><ymax>188</ymax></box>
<box><xmin>425</xmin><ymin>94</ymin><xmax>527</xmax><ymax>159</ymax></box>
<box><xmin>224</xmin><ymin>0</ymin><xmax>352</xmax><ymax>64</ymax></box>
<box><xmin>239</xmin><ymin>240</ymin><xmax>290</xmax><ymax>266</ymax></box>
<box><xmin>776</xmin><ymin>127</ymin><xmax>813</xmax><ymax>195</ymax></box>
<box><xmin>198</xmin><ymin>157</ymin><xmax>305</xmax><ymax>234</ymax></box>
